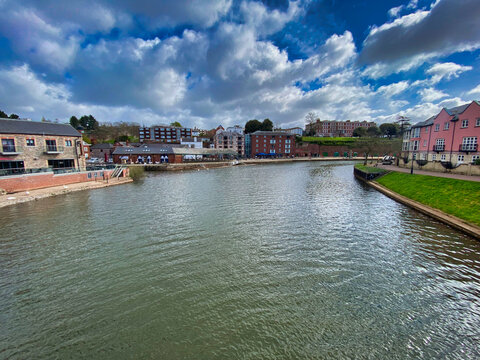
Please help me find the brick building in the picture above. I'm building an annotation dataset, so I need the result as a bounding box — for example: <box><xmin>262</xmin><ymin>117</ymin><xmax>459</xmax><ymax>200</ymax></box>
<box><xmin>214</xmin><ymin>130</ymin><xmax>245</xmax><ymax>157</ymax></box>
<box><xmin>0</xmin><ymin>118</ymin><xmax>85</xmax><ymax>175</ymax></box>
<box><xmin>90</xmin><ymin>143</ymin><xmax>114</xmax><ymax>162</ymax></box>
<box><xmin>403</xmin><ymin>101</ymin><xmax>480</xmax><ymax>164</ymax></box>
<box><xmin>306</xmin><ymin>120</ymin><xmax>376</xmax><ymax>137</ymax></box>
<box><xmin>250</xmin><ymin>131</ymin><xmax>294</xmax><ymax>157</ymax></box>
<box><xmin>139</xmin><ymin>125</ymin><xmax>192</xmax><ymax>143</ymax></box>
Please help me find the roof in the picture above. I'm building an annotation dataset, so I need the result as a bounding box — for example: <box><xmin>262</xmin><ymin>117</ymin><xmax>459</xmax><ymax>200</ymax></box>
<box><xmin>113</xmin><ymin>144</ymin><xmax>236</xmax><ymax>156</ymax></box>
<box><xmin>0</xmin><ymin>118</ymin><xmax>81</xmax><ymax>137</ymax></box>
<box><xmin>411</xmin><ymin>115</ymin><xmax>436</xmax><ymax>128</ymax></box>
<box><xmin>113</xmin><ymin>144</ymin><xmax>178</xmax><ymax>155</ymax></box>
<box><xmin>444</xmin><ymin>103</ymin><xmax>470</xmax><ymax>116</ymax></box>
<box><xmin>91</xmin><ymin>143</ymin><xmax>114</xmax><ymax>149</ymax></box>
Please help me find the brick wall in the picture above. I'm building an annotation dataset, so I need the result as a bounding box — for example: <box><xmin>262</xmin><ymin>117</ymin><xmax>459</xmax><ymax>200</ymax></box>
<box><xmin>0</xmin><ymin>169</ymin><xmax>119</xmax><ymax>193</ymax></box>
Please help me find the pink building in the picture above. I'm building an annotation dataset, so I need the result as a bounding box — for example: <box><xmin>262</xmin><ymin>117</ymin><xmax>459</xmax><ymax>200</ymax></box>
<box><xmin>404</xmin><ymin>101</ymin><xmax>480</xmax><ymax>164</ymax></box>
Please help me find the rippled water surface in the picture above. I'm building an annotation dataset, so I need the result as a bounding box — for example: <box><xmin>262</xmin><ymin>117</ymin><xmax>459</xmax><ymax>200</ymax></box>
<box><xmin>1</xmin><ymin>162</ymin><xmax>480</xmax><ymax>359</ymax></box>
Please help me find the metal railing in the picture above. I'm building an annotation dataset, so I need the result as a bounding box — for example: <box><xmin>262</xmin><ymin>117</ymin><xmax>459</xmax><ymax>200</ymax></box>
<box><xmin>1</xmin><ymin>144</ymin><xmax>23</xmax><ymax>154</ymax></box>
<box><xmin>433</xmin><ymin>145</ymin><xmax>445</xmax><ymax>152</ymax></box>
<box><xmin>459</xmin><ymin>144</ymin><xmax>478</xmax><ymax>152</ymax></box>
<box><xmin>0</xmin><ymin>167</ymin><xmax>82</xmax><ymax>177</ymax></box>
<box><xmin>44</xmin><ymin>145</ymin><xmax>65</xmax><ymax>153</ymax></box>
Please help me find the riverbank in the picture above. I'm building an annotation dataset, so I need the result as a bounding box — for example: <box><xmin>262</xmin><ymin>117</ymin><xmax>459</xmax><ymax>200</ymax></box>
<box><xmin>361</xmin><ymin>171</ymin><xmax>480</xmax><ymax>239</ymax></box>
<box><xmin>139</xmin><ymin>156</ymin><xmax>371</xmax><ymax>172</ymax></box>
<box><xmin>0</xmin><ymin>177</ymin><xmax>133</xmax><ymax>209</ymax></box>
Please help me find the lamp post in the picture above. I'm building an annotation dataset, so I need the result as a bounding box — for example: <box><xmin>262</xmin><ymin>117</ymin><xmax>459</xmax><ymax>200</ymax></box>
<box><xmin>410</xmin><ymin>151</ymin><xmax>414</xmax><ymax>174</ymax></box>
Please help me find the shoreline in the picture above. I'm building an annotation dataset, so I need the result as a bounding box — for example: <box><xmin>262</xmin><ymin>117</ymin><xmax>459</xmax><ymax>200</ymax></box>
<box><xmin>357</xmin><ymin>174</ymin><xmax>480</xmax><ymax>240</ymax></box>
<box><xmin>0</xmin><ymin>177</ymin><xmax>133</xmax><ymax>209</ymax></box>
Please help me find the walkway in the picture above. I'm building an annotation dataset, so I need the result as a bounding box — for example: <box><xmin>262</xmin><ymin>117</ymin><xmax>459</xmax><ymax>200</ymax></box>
<box><xmin>377</xmin><ymin>164</ymin><xmax>480</xmax><ymax>182</ymax></box>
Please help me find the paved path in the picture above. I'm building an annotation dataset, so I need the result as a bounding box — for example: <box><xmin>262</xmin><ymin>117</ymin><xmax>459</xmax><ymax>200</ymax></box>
<box><xmin>377</xmin><ymin>164</ymin><xmax>480</xmax><ymax>182</ymax></box>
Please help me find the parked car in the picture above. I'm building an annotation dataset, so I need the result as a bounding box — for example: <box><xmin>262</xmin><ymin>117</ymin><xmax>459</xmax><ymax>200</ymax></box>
<box><xmin>86</xmin><ymin>157</ymin><xmax>100</xmax><ymax>163</ymax></box>
<box><xmin>382</xmin><ymin>155</ymin><xmax>394</xmax><ymax>165</ymax></box>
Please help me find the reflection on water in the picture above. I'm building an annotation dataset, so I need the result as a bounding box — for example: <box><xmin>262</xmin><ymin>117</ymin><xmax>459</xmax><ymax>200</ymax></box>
<box><xmin>1</xmin><ymin>162</ymin><xmax>479</xmax><ymax>359</ymax></box>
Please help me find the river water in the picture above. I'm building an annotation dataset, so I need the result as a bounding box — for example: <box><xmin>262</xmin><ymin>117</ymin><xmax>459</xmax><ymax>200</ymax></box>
<box><xmin>1</xmin><ymin>161</ymin><xmax>479</xmax><ymax>359</ymax></box>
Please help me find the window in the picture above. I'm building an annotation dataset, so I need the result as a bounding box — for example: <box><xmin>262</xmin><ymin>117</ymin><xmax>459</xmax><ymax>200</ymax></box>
<box><xmin>461</xmin><ymin>119</ymin><xmax>468</xmax><ymax>128</ymax></box>
<box><xmin>435</xmin><ymin>124</ymin><xmax>440</xmax><ymax>131</ymax></box>
<box><xmin>441</xmin><ymin>154</ymin><xmax>446</xmax><ymax>161</ymax></box>
<box><xmin>48</xmin><ymin>159</ymin><xmax>74</xmax><ymax>169</ymax></box>
<box><xmin>46</xmin><ymin>139</ymin><xmax>57</xmax><ymax>151</ymax></box>
<box><xmin>432</xmin><ymin>154</ymin><xmax>436</xmax><ymax>161</ymax></box>
<box><xmin>476</xmin><ymin>118</ymin><xmax>480</xmax><ymax>127</ymax></box>
<box><xmin>26</xmin><ymin>138</ymin><xmax>35</xmax><ymax>146</ymax></box>
<box><xmin>423</xmin><ymin>140</ymin><xmax>427</xmax><ymax>147</ymax></box>
<box><xmin>457</xmin><ymin>155</ymin><xmax>464</xmax><ymax>163</ymax></box>
<box><xmin>65</xmin><ymin>140</ymin><xmax>72</xmax><ymax>147</ymax></box>
<box><xmin>461</xmin><ymin>137</ymin><xmax>477</xmax><ymax>151</ymax></box>
<box><xmin>434</xmin><ymin>138</ymin><xmax>445</xmax><ymax>151</ymax></box>
<box><xmin>472</xmin><ymin>155</ymin><xmax>479</xmax><ymax>162</ymax></box>
<box><xmin>412</xmin><ymin>140</ymin><xmax>419</xmax><ymax>151</ymax></box>
<box><xmin>412</xmin><ymin>128</ymin><xmax>420</xmax><ymax>138</ymax></box>
<box><xmin>420</xmin><ymin>153</ymin><xmax>426</xmax><ymax>160</ymax></box>
<box><xmin>2</xmin><ymin>138</ymin><xmax>16</xmax><ymax>152</ymax></box>
<box><xmin>425</xmin><ymin>127</ymin><xmax>429</xmax><ymax>133</ymax></box>
<box><xmin>444</xmin><ymin>122</ymin><xmax>449</xmax><ymax>130</ymax></box>
<box><xmin>412</xmin><ymin>153</ymin><xmax>416</xmax><ymax>160</ymax></box>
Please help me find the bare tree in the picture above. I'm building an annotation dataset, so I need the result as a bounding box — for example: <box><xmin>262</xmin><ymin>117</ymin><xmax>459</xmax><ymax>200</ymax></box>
<box><xmin>305</xmin><ymin>111</ymin><xmax>319</xmax><ymax>124</ymax></box>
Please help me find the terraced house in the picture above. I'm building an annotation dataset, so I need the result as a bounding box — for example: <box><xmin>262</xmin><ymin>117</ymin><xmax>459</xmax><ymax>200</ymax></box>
<box><xmin>403</xmin><ymin>101</ymin><xmax>480</xmax><ymax>165</ymax></box>
<box><xmin>0</xmin><ymin>118</ymin><xmax>86</xmax><ymax>175</ymax></box>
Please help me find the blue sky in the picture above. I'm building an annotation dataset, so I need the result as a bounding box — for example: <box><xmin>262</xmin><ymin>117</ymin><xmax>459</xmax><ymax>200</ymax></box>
<box><xmin>0</xmin><ymin>0</ymin><xmax>479</xmax><ymax>129</ymax></box>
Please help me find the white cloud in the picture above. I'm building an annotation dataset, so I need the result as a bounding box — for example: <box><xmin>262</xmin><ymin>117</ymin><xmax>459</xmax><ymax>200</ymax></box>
<box><xmin>426</xmin><ymin>62</ymin><xmax>473</xmax><ymax>84</ymax></box>
<box><xmin>377</xmin><ymin>81</ymin><xmax>410</xmax><ymax>97</ymax></box>
<box><xmin>418</xmin><ymin>87</ymin><xmax>448</xmax><ymax>102</ymax></box>
<box><xmin>360</xmin><ymin>0</ymin><xmax>480</xmax><ymax>78</ymax></box>
<box><xmin>466</xmin><ymin>84</ymin><xmax>480</xmax><ymax>96</ymax></box>
<box><xmin>388</xmin><ymin>6</ymin><xmax>404</xmax><ymax>18</ymax></box>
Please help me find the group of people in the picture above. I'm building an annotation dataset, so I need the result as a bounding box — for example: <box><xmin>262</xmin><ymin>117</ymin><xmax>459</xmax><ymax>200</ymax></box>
<box><xmin>134</xmin><ymin>155</ymin><xmax>169</xmax><ymax>164</ymax></box>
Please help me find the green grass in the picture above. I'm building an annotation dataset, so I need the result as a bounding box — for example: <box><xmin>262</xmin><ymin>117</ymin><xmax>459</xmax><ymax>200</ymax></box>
<box><xmin>376</xmin><ymin>172</ymin><xmax>480</xmax><ymax>226</ymax></box>
<box><xmin>354</xmin><ymin>164</ymin><xmax>387</xmax><ymax>174</ymax></box>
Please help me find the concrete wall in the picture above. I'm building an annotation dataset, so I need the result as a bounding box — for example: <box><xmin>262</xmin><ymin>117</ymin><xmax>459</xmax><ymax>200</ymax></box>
<box><xmin>398</xmin><ymin>159</ymin><xmax>480</xmax><ymax>176</ymax></box>
<box><xmin>0</xmin><ymin>168</ymin><xmax>126</xmax><ymax>193</ymax></box>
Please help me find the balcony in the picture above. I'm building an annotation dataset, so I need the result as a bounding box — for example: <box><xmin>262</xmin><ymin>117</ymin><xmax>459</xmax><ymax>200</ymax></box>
<box><xmin>44</xmin><ymin>145</ymin><xmax>64</xmax><ymax>154</ymax></box>
<box><xmin>433</xmin><ymin>145</ymin><xmax>445</xmax><ymax>152</ymax></box>
<box><xmin>459</xmin><ymin>144</ymin><xmax>478</xmax><ymax>153</ymax></box>
<box><xmin>0</xmin><ymin>144</ymin><xmax>22</xmax><ymax>155</ymax></box>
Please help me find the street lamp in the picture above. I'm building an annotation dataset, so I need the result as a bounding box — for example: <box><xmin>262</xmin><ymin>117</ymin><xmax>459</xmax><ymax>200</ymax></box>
<box><xmin>410</xmin><ymin>152</ymin><xmax>415</xmax><ymax>174</ymax></box>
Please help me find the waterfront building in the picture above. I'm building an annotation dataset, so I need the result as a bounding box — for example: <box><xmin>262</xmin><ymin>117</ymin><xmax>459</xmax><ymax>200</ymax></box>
<box><xmin>225</xmin><ymin>125</ymin><xmax>244</xmax><ymax>134</ymax></box>
<box><xmin>306</xmin><ymin>120</ymin><xmax>376</xmax><ymax>137</ymax></box>
<box><xmin>0</xmin><ymin>118</ymin><xmax>86</xmax><ymax>174</ymax></box>
<box><xmin>285</xmin><ymin>127</ymin><xmax>303</xmax><ymax>136</ymax></box>
<box><xmin>404</xmin><ymin>101</ymin><xmax>480</xmax><ymax>164</ymax></box>
<box><xmin>180</xmin><ymin>137</ymin><xmax>205</xmax><ymax>149</ymax></box>
<box><xmin>250</xmin><ymin>131</ymin><xmax>295</xmax><ymax>157</ymax></box>
<box><xmin>83</xmin><ymin>141</ymin><xmax>91</xmax><ymax>160</ymax></box>
<box><xmin>113</xmin><ymin>144</ymin><xmax>237</xmax><ymax>164</ymax></box>
<box><xmin>214</xmin><ymin>129</ymin><xmax>245</xmax><ymax>157</ymax></box>
<box><xmin>90</xmin><ymin>143</ymin><xmax>114</xmax><ymax>162</ymax></box>
<box><xmin>139</xmin><ymin>125</ymin><xmax>192</xmax><ymax>143</ymax></box>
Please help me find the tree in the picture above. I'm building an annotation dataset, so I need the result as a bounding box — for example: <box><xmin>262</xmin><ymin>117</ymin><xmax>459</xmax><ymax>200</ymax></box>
<box><xmin>170</xmin><ymin>121</ymin><xmax>182</xmax><ymax>127</ymax></box>
<box><xmin>0</xmin><ymin>109</ymin><xmax>8</xmax><ymax>118</ymax></box>
<box><xmin>367</xmin><ymin>126</ymin><xmax>381</xmax><ymax>137</ymax></box>
<box><xmin>70</xmin><ymin>116</ymin><xmax>80</xmax><ymax>128</ymax></box>
<box><xmin>79</xmin><ymin>115</ymin><xmax>98</xmax><ymax>130</ymax></box>
<box><xmin>245</xmin><ymin>119</ymin><xmax>262</xmax><ymax>134</ymax></box>
<box><xmin>305</xmin><ymin>111</ymin><xmax>318</xmax><ymax>124</ymax></box>
<box><xmin>396</xmin><ymin>116</ymin><xmax>411</xmax><ymax>137</ymax></box>
<box><xmin>9</xmin><ymin>114</ymin><xmax>19</xmax><ymax>119</ymax></box>
<box><xmin>379</xmin><ymin>123</ymin><xmax>397</xmax><ymax>139</ymax></box>
<box><xmin>353</xmin><ymin>127</ymin><xmax>367</xmax><ymax>137</ymax></box>
<box><xmin>261</xmin><ymin>118</ymin><xmax>273</xmax><ymax>131</ymax></box>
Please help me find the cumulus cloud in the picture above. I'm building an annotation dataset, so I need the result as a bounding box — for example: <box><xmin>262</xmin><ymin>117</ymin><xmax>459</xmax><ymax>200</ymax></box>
<box><xmin>377</xmin><ymin>81</ymin><xmax>410</xmax><ymax>97</ymax></box>
<box><xmin>466</xmin><ymin>85</ymin><xmax>480</xmax><ymax>96</ymax></box>
<box><xmin>418</xmin><ymin>87</ymin><xmax>448</xmax><ymax>102</ymax></box>
<box><xmin>360</xmin><ymin>0</ymin><xmax>480</xmax><ymax>77</ymax></box>
<box><xmin>425</xmin><ymin>62</ymin><xmax>473</xmax><ymax>84</ymax></box>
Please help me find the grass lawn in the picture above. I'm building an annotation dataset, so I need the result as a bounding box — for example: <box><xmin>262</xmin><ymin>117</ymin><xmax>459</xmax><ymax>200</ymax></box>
<box><xmin>354</xmin><ymin>164</ymin><xmax>387</xmax><ymax>174</ymax></box>
<box><xmin>376</xmin><ymin>172</ymin><xmax>480</xmax><ymax>227</ymax></box>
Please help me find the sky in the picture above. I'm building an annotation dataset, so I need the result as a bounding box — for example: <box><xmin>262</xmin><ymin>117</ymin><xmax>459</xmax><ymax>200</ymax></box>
<box><xmin>0</xmin><ymin>0</ymin><xmax>479</xmax><ymax>129</ymax></box>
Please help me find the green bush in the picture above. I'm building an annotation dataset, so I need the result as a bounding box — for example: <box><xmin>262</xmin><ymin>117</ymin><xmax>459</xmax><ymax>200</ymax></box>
<box><xmin>474</xmin><ymin>158</ymin><xmax>480</xmax><ymax>165</ymax></box>
<box><xmin>128</xmin><ymin>166</ymin><xmax>145</xmax><ymax>181</ymax></box>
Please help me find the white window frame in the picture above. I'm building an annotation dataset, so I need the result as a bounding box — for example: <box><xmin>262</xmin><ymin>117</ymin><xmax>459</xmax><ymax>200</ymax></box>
<box><xmin>457</xmin><ymin>155</ymin><xmax>464</xmax><ymax>163</ymax></box>
<box><xmin>461</xmin><ymin>119</ymin><xmax>468</xmax><ymax>128</ymax></box>
<box><xmin>444</xmin><ymin>122</ymin><xmax>449</xmax><ymax>130</ymax></box>
<box><xmin>441</xmin><ymin>154</ymin><xmax>446</xmax><ymax>161</ymax></box>
<box><xmin>435</xmin><ymin>124</ymin><xmax>440</xmax><ymax>132</ymax></box>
